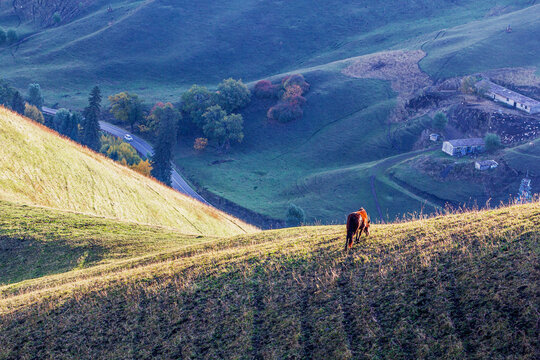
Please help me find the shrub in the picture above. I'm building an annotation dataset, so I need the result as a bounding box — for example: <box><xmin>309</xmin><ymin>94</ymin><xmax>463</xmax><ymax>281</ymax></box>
<box><xmin>6</xmin><ymin>29</ymin><xmax>17</xmax><ymax>44</ymax></box>
<box><xmin>282</xmin><ymin>74</ymin><xmax>310</xmax><ymax>93</ymax></box>
<box><xmin>286</xmin><ymin>203</ymin><xmax>305</xmax><ymax>227</ymax></box>
<box><xmin>267</xmin><ymin>101</ymin><xmax>303</xmax><ymax>123</ymax></box>
<box><xmin>194</xmin><ymin>137</ymin><xmax>208</xmax><ymax>151</ymax></box>
<box><xmin>24</xmin><ymin>103</ymin><xmax>44</xmax><ymax>124</ymax></box>
<box><xmin>130</xmin><ymin>159</ymin><xmax>152</xmax><ymax>177</ymax></box>
<box><xmin>484</xmin><ymin>133</ymin><xmax>501</xmax><ymax>153</ymax></box>
<box><xmin>254</xmin><ymin>80</ymin><xmax>278</xmax><ymax>99</ymax></box>
<box><xmin>432</xmin><ymin>112</ymin><xmax>448</xmax><ymax>131</ymax></box>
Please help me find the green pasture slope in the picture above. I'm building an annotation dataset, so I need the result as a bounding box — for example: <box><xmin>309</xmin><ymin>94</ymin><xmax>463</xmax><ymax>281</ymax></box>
<box><xmin>0</xmin><ymin>0</ymin><xmax>532</xmax><ymax>106</ymax></box>
<box><xmin>0</xmin><ymin>201</ymin><xmax>215</xmax><ymax>285</ymax></box>
<box><xmin>418</xmin><ymin>4</ymin><xmax>540</xmax><ymax>79</ymax></box>
<box><xmin>1</xmin><ymin>199</ymin><xmax>538</xmax><ymax>359</ymax></box>
<box><xmin>175</xmin><ymin>71</ymin><xmax>435</xmax><ymax>223</ymax></box>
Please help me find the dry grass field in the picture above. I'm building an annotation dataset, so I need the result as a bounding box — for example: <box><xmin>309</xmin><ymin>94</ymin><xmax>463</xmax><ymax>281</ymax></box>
<box><xmin>0</xmin><ymin>106</ymin><xmax>256</xmax><ymax>236</ymax></box>
<box><xmin>1</xmin><ymin>199</ymin><xmax>538</xmax><ymax>359</ymax></box>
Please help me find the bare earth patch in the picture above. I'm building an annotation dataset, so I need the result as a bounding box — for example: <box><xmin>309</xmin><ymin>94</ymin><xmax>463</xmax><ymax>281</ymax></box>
<box><xmin>342</xmin><ymin>50</ymin><xmax>432</xmax><ymax>120</ymax></box>
<box><xmin>342</xmin><ymin>50</ymin><xmax>432</xmax><ymax>99</ymax></box>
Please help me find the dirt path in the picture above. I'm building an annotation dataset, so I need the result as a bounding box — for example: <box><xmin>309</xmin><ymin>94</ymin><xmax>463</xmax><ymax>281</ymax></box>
<box><xmin>368</xmin><ymin>147</ymin><xmax>442</xmax><ymax>222</ymax></box>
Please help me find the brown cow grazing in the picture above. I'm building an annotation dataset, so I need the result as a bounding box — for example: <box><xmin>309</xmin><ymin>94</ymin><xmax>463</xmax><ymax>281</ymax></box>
<box><xmin>345</xmin><ymin>208</ymin><xmax>371</xmax><ymax>250</ymax></box>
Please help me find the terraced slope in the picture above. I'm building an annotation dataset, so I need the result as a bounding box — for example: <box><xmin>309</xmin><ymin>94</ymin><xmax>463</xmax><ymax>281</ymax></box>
<box><xmin>1</xmin><ymin>200</ymin><xmax>538</xmax><ymax>359</ymax></box>
<box><xmin>0</xmin><ymin>107</ymin><xmax>256</xmax><ymax>236</ymax></box>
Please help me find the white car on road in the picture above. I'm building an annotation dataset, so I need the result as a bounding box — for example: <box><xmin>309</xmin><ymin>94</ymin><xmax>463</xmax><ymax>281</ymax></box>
<box><xmin>124</xmin><ymin>134</ymin><xmax>133</xmax><ymax>142</ymax></box>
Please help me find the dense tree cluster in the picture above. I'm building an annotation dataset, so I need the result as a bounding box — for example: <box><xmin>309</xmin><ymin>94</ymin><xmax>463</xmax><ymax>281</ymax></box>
<box><xmin>53</xmin><ymin>108</ymin><xmax>81</xmax><ymax>141</ymax></box>
<box><xmin>0</xmin><ymin>80</ymin><xmax>25</xmax><ymax>114</ymax></box>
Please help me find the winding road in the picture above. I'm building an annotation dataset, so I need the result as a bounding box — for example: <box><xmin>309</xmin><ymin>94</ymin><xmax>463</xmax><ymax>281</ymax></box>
<box><xmin>98</xmin><ymin>121</ymin><xmax>209</xmax><ymax>204</ymax></box>
<box><xmin>43</xmin><ymin>106</ymin><xmax>208</xmax><ymax>204</ymax></box>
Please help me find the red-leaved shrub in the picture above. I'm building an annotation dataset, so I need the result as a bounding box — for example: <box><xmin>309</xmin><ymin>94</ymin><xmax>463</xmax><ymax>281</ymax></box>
<box><xmin>282</xmin><ymin>74</ymin><xmax>310</xmax><ymax>93</ymax></box>
<box><xmin>254</xmin><ymin>80</ymin><xmax>278</xmax><ymax>99</ymax></box>
<box><xmin>267</xmin><ymin>101</ymin><xmax>303</xmax><ymax>123</ymax></box>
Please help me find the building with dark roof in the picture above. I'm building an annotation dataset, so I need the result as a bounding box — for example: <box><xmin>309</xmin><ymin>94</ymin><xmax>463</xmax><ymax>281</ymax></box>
<box><xmin>477</xmin><ymin>80</ymin><xmax>540</xmax><ymax>114</ymax></box>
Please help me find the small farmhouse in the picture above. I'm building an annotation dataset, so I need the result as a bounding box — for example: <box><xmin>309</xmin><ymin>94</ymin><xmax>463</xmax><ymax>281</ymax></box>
<box><xmin>429</xmin><ymin>133</ymin><xmax>440</xmax><ymax>142</ymax></box>
<box><xmin>475</xmin><ymin>160</ymin><xmax>498</xmax><ymax>171</ymax></box>
<box><xmin>442</xmin><ymin>138</ymin><xmax>485</xmax><ymax>156</ymax></box>
<box><xmin>476</xmin><ymin>80</ymin><xmax>540</xmax><ymax>114</ymax></box>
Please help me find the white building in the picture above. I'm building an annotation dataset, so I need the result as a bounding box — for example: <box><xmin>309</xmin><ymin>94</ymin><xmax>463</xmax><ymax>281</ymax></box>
<box><xmin>442</xmin><ymin>138</ymin><xmax>485</xmax><ymax>156</ymax></box>
<box><xmin>475</xmin><ymin>160</ymin><xmax>498</xmax><ymax>171</ymax></box>
<box><xmin>476</xmin><ymin>80</ymin><xmax>540</xmax><ymax>114</ymax></box>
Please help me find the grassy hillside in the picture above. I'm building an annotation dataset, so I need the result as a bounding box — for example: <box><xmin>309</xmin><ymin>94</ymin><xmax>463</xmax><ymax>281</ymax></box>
<box><xmin>0</xmin><ymin>106</ymin><xmax>256</xmax><ymax>236</ymax></box>
<box><xmin>0</xmin><ymin>0</ymin><xmax>532</xmax><ymax>106</ymax></box>
<box><xmin>418</xmin><ymin>4</ymin><xmax>540</xmax><ymax>79</ymax></box>
<box><xmin>1</xmin><ymin>200</ymin><xmax>538</xmax><ymax>359</ymax></box>
<box><xmin>0</xmin><ymin>200</ymin><xmax>217</xmax><ymax>285</ymax></box>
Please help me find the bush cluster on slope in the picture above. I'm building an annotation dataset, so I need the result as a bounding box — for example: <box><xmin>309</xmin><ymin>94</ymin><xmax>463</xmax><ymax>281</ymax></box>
<box><xmin>256</xmin><ymin>74</ymin><xmax>310</xmax><ymax>123</ymax></box>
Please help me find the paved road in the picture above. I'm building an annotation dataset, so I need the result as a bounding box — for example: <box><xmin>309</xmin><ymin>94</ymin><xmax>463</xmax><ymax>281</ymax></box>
<box><xmin>99</xmin><ymin>121</ymin><xmax>209</xmax><ymax>204</ymax></box>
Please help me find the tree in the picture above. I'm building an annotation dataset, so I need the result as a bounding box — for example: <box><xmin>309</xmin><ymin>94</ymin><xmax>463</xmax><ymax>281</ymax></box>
<box><xmin>484</xmin><ymin>133</ymin><xmax>501</xmax><ymax>153</ymax></box>
<box><xmin>6</xmin><ymin>29</ymin><xmax>17</xmax><ymax>44</ymax></box>
<box><xmin>0</xmin><ymin>28</ymin><xmax>6</xmax><ymax>45</ymax></box>
<box><xmin>24</xmin><ymin>103</ymin><xmax>44</xmax><ymax>124</ymax></box>
<box><xmin>145</xmin><ymin>102</ymin><xmax>181</xmax><ymax>138</ymax></box>
<box><xmin>181</xmin><ymin>85</ymin><xmax>215</xmax><ymax>128</ymax></box>
<box><xmin>151</xmin><ymin>105</ymin><xmax>177</xmax><ymax>185</ymax></box>
<box><xmin>53</xmin><ymin>12</ymin><xmax>62</xmax><ymax>25</ymax></box>
<box><xmin>202</xmin><ymin>106</ymin><xmax>244</xmax><ymax>151</ymax></box>
<box><xmin>108</xmin><ymin>92</ymin><xmax>143</xmax><ymax>131</ymax></box>
<box><xmin>53</xmin><ymin>109</ymin><xmax>80</xmax><ymax>141</ymax></box>
<box><xmin>461</xmin><ymin>76</ymin><xmax>476</xmax><ymax>94</ymax></box>
<box><xmin>432</xmin><ymin>112</ymin><xmax>448</xmax><ymax>131</ymax></box>
<box><xmin>82</xmin><ymin>86</ymin><xmax>102</xmax><ymax>151</ymax></box>
<box><xmin>53</xmin><ymin>108</ymin><xmax>70</xmax><ymax>132</ymax></box>
<box><xmin>11</xmin><ymin>91</ymin><xmax>25</xmax><ymax>114</ymax></box>
<box><xmin>27</xmin><ymin>83</ymin><xmax>44</xmax><ymax>109</ymax></box>
<box><xmin>286</xmin><ymin>203</ymin><xmax>305</xmax><ymax>227</ymax></box>
<box><xmin>216</xmin><ymin>78</ymin><xmax>251</xmax><ymax>113</ymax></box>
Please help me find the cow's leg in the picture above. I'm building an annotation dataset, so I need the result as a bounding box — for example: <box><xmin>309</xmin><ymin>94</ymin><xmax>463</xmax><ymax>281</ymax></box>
<box><xmin>345</xmin><ymin>232</ymin><xmax>352</xmax><ymax>250</ymax></box>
